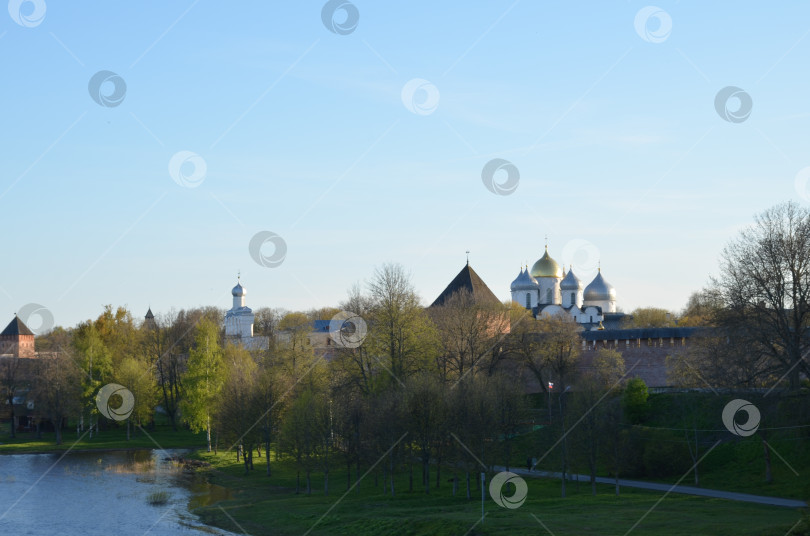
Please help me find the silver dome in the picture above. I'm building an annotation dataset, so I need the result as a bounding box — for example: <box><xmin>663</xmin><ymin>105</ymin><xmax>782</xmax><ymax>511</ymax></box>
<box><xmin>232</xmin><ymin>282</ymin><xmax>246</xmax><ymax>297</ymax></box>
<box><xmin>510</xmin><ymin>268</ymin><xmax>539</xmax><ymax>291</ymax></box>
<box><xmin>583</xmin><ymin>270</ymin><xmax>616</xmax><ymax>301</ymax></box>
<box><xmin>560</xmin><ymin>268</ymin><xmax>582</xmax><ymax>290</ymax></box>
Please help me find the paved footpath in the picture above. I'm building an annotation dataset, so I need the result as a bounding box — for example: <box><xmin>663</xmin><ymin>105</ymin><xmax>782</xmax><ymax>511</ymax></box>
<box><xmin>492</xmin><ymin>465</ymin><xmax>807</xmax><ymax>508</ymax></box>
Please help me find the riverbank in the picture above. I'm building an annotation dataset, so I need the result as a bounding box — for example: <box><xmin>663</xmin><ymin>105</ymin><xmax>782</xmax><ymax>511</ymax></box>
<box><xmin>186</xmin><ymin>450</ymin><xmax>808</xmax><ymax>536</ymax></box>
<box><xmin>0</xmin><ymin>425</ymin><xmax>206</xmax><ymax>454</ymax></box>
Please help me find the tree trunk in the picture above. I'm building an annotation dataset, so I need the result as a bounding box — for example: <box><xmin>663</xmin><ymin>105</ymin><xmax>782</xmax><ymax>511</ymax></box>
<box><xmin>692</xmin><ymin>429</ymin><xmax>699</xmax><ymax>486</ymax></box>
<box><xmin>296</xmin><ymin>471</ymin><xmax>300</xmax><ymax>494</ymax></box>
<box><xmin>55</xmin><ymin>417</ymin><xmax>63</xmax><ymax>445</ymax></box>
<box><xmin>8</xmin><ymin>398</ymin><xmax>15</xmax><ymax>438</ymax></box>
<box><xmin>265</xmin><ymin>438</ymin><xmax>271</xmax><ymax>477</ymax></box>
<box><xmin>466</xmin><ymin>471</ymin><xmax>471</xmax><ymax>500</ymax></box>
<box><xmin>389</xmin><ymin>453</ymin><xmax>395</xmax><ymax>497</ymax></box>
<box><xmin>763</xmin><ymin>436</ymin><xmax>773</xmax><ymax>484</ymax></box>
<box><xmin>206</xmin><ymin>416</ymin><xmax>211</xmax><ymax>452</ymax></box>
<box><xmin>614</xmin><ymin>441</ymin><xmax>620</xmax><ymax>496</ymax></box>
<box><xmin>424</xmin><ymin>459</ymin><xmax>430</xmax><ymax>495</ymax></box>
<box><xmin>306</xmin><ymin>470</ymin><xmax>311</xmax><ymax>495</ymax></box>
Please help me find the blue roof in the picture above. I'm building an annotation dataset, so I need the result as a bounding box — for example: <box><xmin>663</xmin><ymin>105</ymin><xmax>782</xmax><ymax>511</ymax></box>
<box><xmin>313</xmin><ymin>320</ymin><xmax>331</xmax><ymax>333</ymax></box>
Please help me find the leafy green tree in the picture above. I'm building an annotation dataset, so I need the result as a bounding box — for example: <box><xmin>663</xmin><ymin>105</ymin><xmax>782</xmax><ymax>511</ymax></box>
<box><xmin>622</xmin><ymin>307</ymin><xmax>676</xmax><ymax>328</ymax></box>
<box><xmin>678</xmin><ymin>288</ymin><xmax>722</xmax><ymax>327</ymax></box>
<box><xmin>181</xmin><ymin>319</ymin><xmax>225</xmax><ymax>452</ymax></box>
<box><xmin>623</xmin><ymin>377</ymin><xmax>649</xmax><ymax>424</ymax></box>
<box><xmin>73</xmin><ymin>321</ymin><xmax>114</xmax><ymax>432</ymax></box>
<box><xmin>367</xmin><ymin>263</ymin><xmax>439</xmax><ymax>382</ymax></box>
<box><xmin>94</xmin><ymin>305</ymin><xmax>141</xmax><ymax>369</ymax></box>
<box><xmin>116</xmin><ymin>357</ymin><xmax>157</xmax><ymax>440</ymax></box>
<box><xmin>31</xmin><ymin>352</ymin><xmax>82</xmax><ymax>445</ymax></box>
<box><xmin>281</xmin><ymin>387</ymin><xmax>324</xmax><ymax>494</ymax></box>
<box><xmin>216</xmin><ymin>344</ymin><xmax>262</xmax><ymax>474</ymax></box>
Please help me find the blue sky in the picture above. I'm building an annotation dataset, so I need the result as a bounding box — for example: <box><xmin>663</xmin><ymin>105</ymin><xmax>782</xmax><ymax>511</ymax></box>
<box><xmin>2</xmin><ymin>1</ymin><xmax>809</xmax><ymax>330</ymax></box>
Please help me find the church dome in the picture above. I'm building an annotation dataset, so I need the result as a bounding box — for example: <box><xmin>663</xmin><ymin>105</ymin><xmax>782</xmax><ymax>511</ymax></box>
<box><xmin>530</xmin><ymin>247</ymin><xmax>562</xmax><ymax>278</ymax></box>
<box><xmin>583</xmin><ymin>270</ymin><xmax>616</xmax><ymax>302</ymax></box>
<box><xmin>510</xmin><ymin>267</ymin><xmax>539</xmax><ymax>291</ymax></box>
<box><xmin>560</xmin><ymin>268</ymin><xmax>582</xmax><ymax>290</ymax></box>
<box><xmin>232</xmin><ymin>282</ymin><xmax>246</xmax><ymax>297</ymax></box>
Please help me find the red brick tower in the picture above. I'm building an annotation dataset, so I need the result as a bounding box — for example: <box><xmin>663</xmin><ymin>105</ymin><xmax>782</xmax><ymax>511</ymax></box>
<box><xmin>0</xmin><ymin>315</ymin><xmax>35</xmax><ymax>358</ymax></box>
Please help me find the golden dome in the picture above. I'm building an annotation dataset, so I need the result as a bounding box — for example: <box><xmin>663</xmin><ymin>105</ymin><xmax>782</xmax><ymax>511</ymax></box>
<box><xmin>530</xmin><ymin>247</ymin><xmax>562</xmax><ymax>278</ymax></box>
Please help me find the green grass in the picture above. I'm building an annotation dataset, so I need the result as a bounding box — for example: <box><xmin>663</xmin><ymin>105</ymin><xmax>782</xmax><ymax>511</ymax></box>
<box><xmin>188</xmin><ymin>449</ymin><xmax>808</xmax><ymax>536</ymax></box>
<box><xmin>146</xmin><ymin>490</ymin><xmax>172</xmax><ymax>505</ymax></box>
<box><xmin>0</xmin><ymin>424</ymin><xmax>206</xmax><ymax>454</ymax></box>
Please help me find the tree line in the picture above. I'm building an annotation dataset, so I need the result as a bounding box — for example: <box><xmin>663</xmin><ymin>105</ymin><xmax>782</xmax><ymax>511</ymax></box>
<box><xmin>2</xmin><ymin>201</ymin><xmax>809</xmax><ymax>498</ymax></box>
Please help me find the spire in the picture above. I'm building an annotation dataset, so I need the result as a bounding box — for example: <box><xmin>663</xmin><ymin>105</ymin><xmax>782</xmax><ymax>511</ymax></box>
<box><xmin>466</xmin><ymin>250</ymin><xmax>470</xmax><ymax>266</ymax></box>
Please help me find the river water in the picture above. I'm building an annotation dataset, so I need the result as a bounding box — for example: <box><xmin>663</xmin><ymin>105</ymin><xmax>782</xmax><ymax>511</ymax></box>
<box><xmin>0</xmin><ymin>449</ymin><xmax>240</xmax><ymax>535</ymax></box>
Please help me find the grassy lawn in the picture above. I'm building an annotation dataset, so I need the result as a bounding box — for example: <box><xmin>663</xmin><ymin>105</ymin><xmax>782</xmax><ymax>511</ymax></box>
<box><xmin>190</xmin><ymin>449</ymin><xmax>809</xmax><ymax>536</ymax></box>
<box><xmin>0</xmin><ymin>423</ymin><xmax>206</xmax><ymax>454</ymax></box>
<box><xmin>505</xmin><ymin>428</ymin><xmax>810</xmax><ymax>501</ymax></box>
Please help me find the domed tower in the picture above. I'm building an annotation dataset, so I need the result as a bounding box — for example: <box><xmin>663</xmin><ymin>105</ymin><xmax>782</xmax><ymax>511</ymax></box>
<box><xmin>225</xmin><ymin>275</ymin><xmax>255</xmax><ymax>339</ymax></box>
<box><xmin>529</xmin><ymin>246</ymin><xmax>562</xmax><ymax>305</ymax></box>
<box><xmin>583</xmin><ymin>268</ymin><xmax>617</xmax><ymax>313</ymax></box>
<box><xmin>560</xmin><ymin>267</ymin><xmax>583</xmax><ymax>308</ymax></box>
<box><xmin>510</xmin><ymin>266</ymin><xmax>540</xmax><ymax>310</ymax></box>
<box><xmin>232</xmin><ymin>280</ymin><xmax>246</xmax><ymax>309</ymax></box>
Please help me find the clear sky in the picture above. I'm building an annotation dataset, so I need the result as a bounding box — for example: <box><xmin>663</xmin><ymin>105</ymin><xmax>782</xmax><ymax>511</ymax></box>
<box><xmin>2</xmin><ymin>1</ymin><xmax>809</xmax><ymax>331</ymax></box>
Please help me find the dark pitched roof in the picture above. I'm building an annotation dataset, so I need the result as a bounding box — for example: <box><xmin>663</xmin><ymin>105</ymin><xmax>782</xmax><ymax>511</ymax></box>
<box><xmin>1</xmin><ymin>316</ymin><xmax>34</xmax><ymax>337</ymax></box>
<box><xmin>430</xmin><ymin>263</ymin><xmax>501</xmax><ymax>308</ymax></box>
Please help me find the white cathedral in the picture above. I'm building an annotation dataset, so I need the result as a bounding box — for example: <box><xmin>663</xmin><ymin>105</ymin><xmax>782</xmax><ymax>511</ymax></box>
<box><xmin>511</xmin><ymin>246</ymin><xmax>620</xmax><ymax>329</ymax></box>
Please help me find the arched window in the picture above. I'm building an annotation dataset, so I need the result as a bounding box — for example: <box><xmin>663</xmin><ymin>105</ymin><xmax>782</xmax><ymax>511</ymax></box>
<box><xmin>546</xmin><ymin>288</ymin><xmax>552</xmax><ymax>304</ymax></box>
<box><xmin>525</xmin><ymin>293</ymin><xmax>531</xmax><ymax>309</ymax></box>
<box><xmin>570</xmin><ymin>292</ymin><xmax>576</xmax><ymax>305</ymax></box>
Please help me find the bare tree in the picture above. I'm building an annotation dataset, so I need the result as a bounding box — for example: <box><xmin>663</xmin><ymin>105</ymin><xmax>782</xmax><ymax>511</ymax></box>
<box><xmin>430</xmin><ymin>289</ymin><xmax>508</xmax><ymax>382</ymax></box>
<box><xmin>715</xmin><ymin>201</ymin><xmax>810</xmax><ymax>390</ymax></box>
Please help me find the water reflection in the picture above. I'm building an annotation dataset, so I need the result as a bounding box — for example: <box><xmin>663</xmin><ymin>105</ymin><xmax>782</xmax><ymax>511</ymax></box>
<box><xmin>0</xmin><ymin>449</ymin><xmax>238</xmax><ymax>536</ymax></box>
